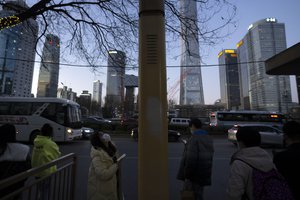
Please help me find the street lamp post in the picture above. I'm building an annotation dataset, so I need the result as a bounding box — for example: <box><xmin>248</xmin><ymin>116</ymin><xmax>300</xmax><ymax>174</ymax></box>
<box><xmin>139</xmin><ymin>0</ymin><xmax>169</xmax><ymax>199</ymax></box>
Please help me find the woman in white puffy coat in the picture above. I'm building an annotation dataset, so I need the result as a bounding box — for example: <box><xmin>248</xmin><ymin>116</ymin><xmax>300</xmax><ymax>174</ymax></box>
<box><xmin>87</xmin><ymin>132</ymin><xmax>118</xmax><ymax>200</ymax></box>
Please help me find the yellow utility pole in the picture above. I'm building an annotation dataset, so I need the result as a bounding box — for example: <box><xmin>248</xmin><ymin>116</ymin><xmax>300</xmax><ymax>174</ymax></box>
<box><xmin>138</xmin><ymin>0</ymin><xmax>169</xmax><ymax>199</ymax></box>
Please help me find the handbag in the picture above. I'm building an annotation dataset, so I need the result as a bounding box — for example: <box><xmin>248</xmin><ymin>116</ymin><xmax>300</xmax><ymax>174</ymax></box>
<box><xmin>180</xmin><ymin>180</ymin><xmax>196</xmax><ymax>200</ymax></box>
<box><xmin>180</xmin><ymin>189</ymin><xmax>195</xmax><ymax>200</ymax></box>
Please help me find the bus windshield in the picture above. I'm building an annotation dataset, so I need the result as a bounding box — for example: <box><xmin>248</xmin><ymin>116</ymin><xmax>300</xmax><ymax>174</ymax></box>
<box><xmin>67</xmin><ymin>105</ymin><xmax>82</xmax><ymax>128</ymax></box>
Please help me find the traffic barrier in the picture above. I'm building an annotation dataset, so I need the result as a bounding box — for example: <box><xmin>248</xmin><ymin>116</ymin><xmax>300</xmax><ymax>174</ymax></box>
<box><xmin>0</xmin><ymin>153</ymin><xmax>77</xmax><ymax>200</ymax></box>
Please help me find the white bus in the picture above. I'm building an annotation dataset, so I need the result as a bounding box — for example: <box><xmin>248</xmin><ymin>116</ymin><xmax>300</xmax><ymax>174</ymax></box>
<box><xmin>0</xmin><ymin>97</ymin><xmax>82</xmax><ymax>142</ymax></box>
<box><xmin>209</xmin><ymin>110</ymin><xmax>285</xmax><ymax>132</ymax></box>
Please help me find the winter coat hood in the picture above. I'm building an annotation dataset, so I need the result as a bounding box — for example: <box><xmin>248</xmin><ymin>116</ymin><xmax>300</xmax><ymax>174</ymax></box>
<box><xmin>231</xmin><ymin>146</ymin><xmax>274</xmax><ymax>172</ymax></box>
<box><xmin>31</xmin><ymin>135</ymin><xmax>60</xmax><ymax>177</ymax></box>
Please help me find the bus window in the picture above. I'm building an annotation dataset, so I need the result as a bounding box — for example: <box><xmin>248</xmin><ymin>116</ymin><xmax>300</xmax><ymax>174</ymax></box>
<box><xmin>31</xmin><ymin>102</ymin><xmax>45</xmax><ymax>115</ymax></box>
<box><xmin>56</xmin><ymin>104</ymin><xmax>66</xmax><ymax>125</ymax></box>
<box><xmin>11</xmin><ymin>102</ymin><xmax>32</xmax><ymax>115</ymax></box>
<box><xmin>0</xmin><ymin>102</ymin><xmax>11</xmax><ymax>115</ymax></box>
<box><xmin>67</xmin><ymin>105</ymin><xmax>82</xmax><ymax>128</ymax></box>
<box><xmin>41</xmin><ymin>103</ymin><xmax>57</xmax><ymax>122</ymax></box>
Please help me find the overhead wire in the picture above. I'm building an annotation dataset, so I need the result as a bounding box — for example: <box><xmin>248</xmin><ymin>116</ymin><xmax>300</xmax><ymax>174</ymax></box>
<box><xmin>0</xmin><ymin>56</ymin><xmax>266</xmax><ymax>69</ymax></box>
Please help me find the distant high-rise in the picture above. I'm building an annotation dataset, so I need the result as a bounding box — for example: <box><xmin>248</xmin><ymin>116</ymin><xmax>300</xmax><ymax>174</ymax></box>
<box><xmin>78</xmin><ymin>90</ymin><xmax>92</xmax><ymax>116</ymax></box>
<box><xmin>0</xmin><ymin>0</ymin><xmax>38</xmax><ymax>97</ymax></box>
<box><xmin>218</xmin><ymin>49</ymin><xmax>241</xmax><ymax>110</ymax></box>
<box><xmin>237</xmin><ymin>18</ymin><xmax>292</xmax><ymax>113</ymax></box>
<box><xmin>105</xmin><ymin>50</ymin><xmax>125</xmax><ymax>117</ymax></box>
<box><xmin>57</xmin><ymin>86</ymin><xmax>77</xmax><ymax>102</ymax></box>
<box><xmin>179</xmin><ymin>0</ymin><xmax>204</xmax><ymax>105</ymax></box>
<box><xmin>93</xmin><ymin>80</ymin><xmax>102</xmax><ymax>106</ymax></box>
<box><xmin>37</xmin><ymin>34</ymin><xmax>60</xmax><ymax>97</ymax></box>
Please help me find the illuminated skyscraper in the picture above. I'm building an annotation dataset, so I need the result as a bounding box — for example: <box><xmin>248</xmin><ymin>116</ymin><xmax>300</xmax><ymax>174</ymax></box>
<box><xmin>218</xmin><ymin>49</ymin><xmax>241</xmax><ymax>110</ymax></box>
<box><xmin>237</xmin><ymin>18</ymin><xmax>292</xmax><ymax>113</ymax></box>
<box><xmin>0</xmin><ymin>0</ymin><xmax>38</xmax><ymax>97</ymax></box>
<box><xmin>37</xmin><ymin>34</ymin><xmax>60</xmax><ymax>97</ymax></box>
<box><xmin>179</xmin><ymin>0</ymin><xmax>204</xmax><ymax>105</ymax></box>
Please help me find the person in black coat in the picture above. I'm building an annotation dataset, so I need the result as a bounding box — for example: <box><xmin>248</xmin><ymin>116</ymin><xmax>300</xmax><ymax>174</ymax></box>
<box><xmin>273</xmin><ymin>121</ymin><xmax>300</xmax><ymax>200</ymax></box>
<box><xmin>0</xmin><ymin>124</ymin><xmax>31</xmax><ymax>199</ymax></box>
<box><xmin>177</xmin><ymin>118</ymin><xmax>214</xmax><ymax>200</ymax></box>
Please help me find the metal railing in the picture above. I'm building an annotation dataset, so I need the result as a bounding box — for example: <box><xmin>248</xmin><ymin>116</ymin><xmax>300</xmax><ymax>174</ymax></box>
<box><xmin>0</xmin><ymin>153</ymin><xmax>77</xmax><ymax>200</ymax></box>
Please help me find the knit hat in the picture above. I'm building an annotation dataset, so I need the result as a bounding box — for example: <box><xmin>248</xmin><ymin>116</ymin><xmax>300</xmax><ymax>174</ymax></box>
<box><xmin>102</xmin><ymin>133</ymin><xmax>111</xmax><ymax>142</ymax></box>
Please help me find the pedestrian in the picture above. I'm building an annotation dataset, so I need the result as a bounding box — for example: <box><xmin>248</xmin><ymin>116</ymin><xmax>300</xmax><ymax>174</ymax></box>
<box><xmin>177</xmin><ymin>118</ymin><xmax>214</xmax><ymax>200</ymax></box>
<box><xmin>0</xmin><ymin>124</ymin><xmax>31</xmax><ymax>199</ymax></box>
<box><xmin>227</xmin><ymin>126</ymin><xmax>294</xmax><ymax>200</ymax></box>
<box><xmin>273</xmin><ymin>121</ymin><xmax>300</xmax><ymax>200</ymax></box>
<box><xmin>87</xmin><ymin>132</ymin><xmax>119</xmax><ymax>200</ymax></box>
<box><xmin>31</xmin><ymin>123</ymin><xmax>61</xmax><ymax>200</ymax></box>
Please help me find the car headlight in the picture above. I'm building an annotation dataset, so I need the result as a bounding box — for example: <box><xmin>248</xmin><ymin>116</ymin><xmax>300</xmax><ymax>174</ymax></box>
<box><xmin>177</xmin><ymin>132</ymin><xmax>181</xmax><ymax>136</ymax></box>
<box><xmin>84</xmin><ymin>129</ymin><xmax>91</xmax><ymax>133</ymax></box>
<box><xmin>67</xmin><ymin>129</ymin><xmax>72</xmax><ymax>135</ymax></box>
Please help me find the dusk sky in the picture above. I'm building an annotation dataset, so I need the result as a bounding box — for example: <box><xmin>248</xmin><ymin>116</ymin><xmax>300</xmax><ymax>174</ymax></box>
<box><xmin>30</xmin><ymin>0</ymin><xmax>300</xmax><ymax>104</ymax></box>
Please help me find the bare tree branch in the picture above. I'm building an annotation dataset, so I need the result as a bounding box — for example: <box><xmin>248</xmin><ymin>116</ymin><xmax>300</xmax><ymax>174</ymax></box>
<box><xmin>0</xmin><ymin>0</ymin><xmax>237</xmax><ymax>68</ymax></box>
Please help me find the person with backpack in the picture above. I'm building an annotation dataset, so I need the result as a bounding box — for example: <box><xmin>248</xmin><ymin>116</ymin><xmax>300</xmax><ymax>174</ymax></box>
<box><xmin>227</xmin><ymin>126</ymin><xmax>294</xmax><ymax>200</ymax></box>
<box><xmin>273</xmin><ymin>121</ymin><xmax>300</xmax><ymax>200</ymax></box>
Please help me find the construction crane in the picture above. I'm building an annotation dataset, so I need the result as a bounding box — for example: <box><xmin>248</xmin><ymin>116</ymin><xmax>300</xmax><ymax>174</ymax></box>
<box><xmin>167</xmin><ymin>68</ymin><xmax>192</xmax><ymax>102</ymax></box>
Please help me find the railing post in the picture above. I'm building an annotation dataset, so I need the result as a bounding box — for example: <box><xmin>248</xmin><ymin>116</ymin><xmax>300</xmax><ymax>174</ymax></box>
<box><xmin>70</xmin><ymin>154</ymin><xmax>77</xmax><ymax>200</ymax></box>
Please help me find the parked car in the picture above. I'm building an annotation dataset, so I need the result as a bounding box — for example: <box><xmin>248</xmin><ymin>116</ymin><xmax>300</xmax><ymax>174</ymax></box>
<box><xmin>131</xmin><ymin>128</ymin><xmax>181</xmax><ymax>142</ymax></box>
<box><xmin>228</xmin><ymin>124</ymin><xmax>284</xmax><ymax>147</ymax></box>
<box><xmin>121</xmin><ymin>118</ymin><xmax>138</xmax><ymax>126</ymax></box>
<box><xmin>82</xmin><ymin>116</ymin><xmax>104</xmax><ymax>124</ymax></box>
<box><xmin>81</xmin><ymin>127</ymin><xmax>94</xmax><ymax>139</ymax></box>
<box><xmin>82</xmin><ymin>116</ymin><xmax>112</xmax><ymax>125</ymax></box>
<box><xmin>90</xmin><ymin>116</ymin><xmax>112</xmax><ymax>123</ymax></box>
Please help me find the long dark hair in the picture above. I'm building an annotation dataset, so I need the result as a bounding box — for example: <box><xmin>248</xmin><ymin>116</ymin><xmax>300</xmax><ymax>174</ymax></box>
<box><xmin>90</xmin><ymin>133</ymin><xmax>116</xmax><ymax>157</ymax></box>
<box><xmin>0</xmin><ymin>124</ymin><xmax>17</xmax><ymax>156</ymax></box>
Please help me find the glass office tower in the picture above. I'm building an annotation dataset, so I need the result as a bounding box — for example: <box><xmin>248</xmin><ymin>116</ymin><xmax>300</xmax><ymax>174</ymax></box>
<box><xmin>179</xmin><ymin>0</ymin><xmax>204</xmax><ymax>105</ymax></box>
<box><xmin>37</xmin><ymin>34</ymin><xmax>60</xmax><ymax>97</ymax></box>
<box><xmin>218</xmin><ymin>49</ymin><xmax>241</xmax><ymax>110</ymax></box>
<box><xmin>238</xmin><ymin>18</ymin><xmax>292</xmax><ymax>113</ymax></box>
<box><xmin>0</xmin><ymin>0</ymin><xmax>38</xmax><ymax>97</ymax></box>
<box><xmin>105</xmin><ymin>50</ymin><xmax>126</xmax><ymax>117</ymax></box>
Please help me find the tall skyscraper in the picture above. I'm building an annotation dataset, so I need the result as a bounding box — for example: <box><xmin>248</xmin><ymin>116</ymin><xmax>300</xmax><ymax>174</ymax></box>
<box><xmin>105</xmin><ymin>50</ymin><xmax>125</xmax><ymax>117</ymax></box>
<box><xmin>218</xmin><ymin>49</ymin><xmax>241</xmax><ymax>110</ymax></box>
<box><xmin>0</xmin><ymin>0</ymin><xmax>38</xmax><ymax>97</ymax></box>
<box><xmin>237</xmin><ymin>18</ymin><xmax>292</xmax><ymax>113</ymax></box>
<box><xmin>179</xmin><ymin>0</ymin><xmax>204</xmax><ymax>105</ymax></box>
<box><xmin>93</xmin><ymin>80</ymin><xmax>102</xmax><ymax>106</ymax></box>
<box><xmin>236</xmin><ymin>39</ymin><xmax>251</xmax><ymax>110</ymax></box>
<box><xmin>37</xmin><ymin>34</ymin><xmax>60</xmax><ymax>97</ymax></box>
